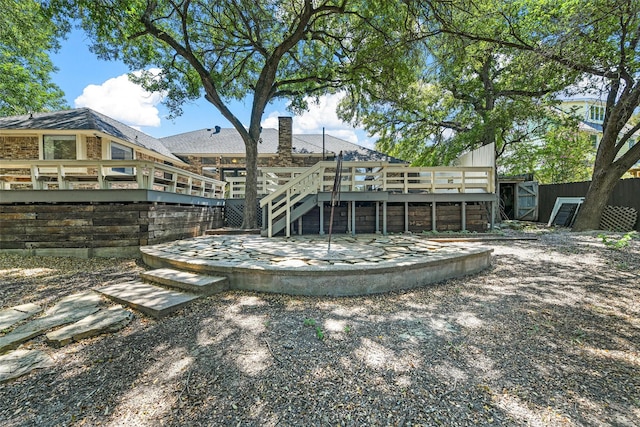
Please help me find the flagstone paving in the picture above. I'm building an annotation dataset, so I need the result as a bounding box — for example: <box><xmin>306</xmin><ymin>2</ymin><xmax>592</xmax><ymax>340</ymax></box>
<box><xmin>140</xmin><ymin>234</ymin><xmax>493</xmax><ymax>296</ymax></box>
<box><xmin>46</xmin><ymin>306</ymin><xmax>133</xmax><ymax>347</ymax></box>
<box><xmin>96</xmin><ymin>281</ymin><xmax>200</xmax><ymax>319</ymax></box>
<box><xmin>0</xmin><ymin>303</ymin><xmax>42</xmax><ymax>331</ymax></box>
<box><xmin>0</xmin><ymin>291</ymin><xmax>134</xmax><ymax>383</ymax></box>
<box><xmin>0</xmin><ymin>291</ymin><xmax>102</xmax><ymax>354</ymax></box>
<box><xmin>0</xmin><ymin>349</ymin><xmax>54</xmax><ymax>383</ymax></box>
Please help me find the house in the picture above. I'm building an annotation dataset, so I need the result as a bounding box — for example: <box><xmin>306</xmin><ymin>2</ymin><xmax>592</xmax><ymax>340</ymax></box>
<box><xmin>0</xmin><ymin>108</ymin><xmax>183</xmax><ymax>169</ymax></box>
<box><xmin>559</xmin><ymin>97</ymin><xmax>639</xmax><ymax>174</ymax></box>
<box><xmin>1</xmin><ymin>109</ymin><xmax>497</xmax><ymax>256</ymax></box>
<box><xmin>160</xmin><ymin>117</ymin><xmax>402</xmax><ymax>182</ymax></box>
<box><xmin>0</xmin><ymin>108</ymin><xmax>227</xmax><ymax>257</ymax></box>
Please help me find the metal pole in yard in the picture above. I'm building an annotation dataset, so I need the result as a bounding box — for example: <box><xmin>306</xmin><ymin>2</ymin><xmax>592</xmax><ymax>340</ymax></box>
<box><xmin>328</xmin><ymin>151</ymin><xmax>343</xmax><ymax>252</ymax></box>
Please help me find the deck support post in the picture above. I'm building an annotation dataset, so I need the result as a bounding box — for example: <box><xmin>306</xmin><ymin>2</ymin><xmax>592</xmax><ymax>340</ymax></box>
<box><xmin>490</xmin><ymin>200</ymin><xmax>496</xmax><ymax>230</ymax></box>
<box><xmin>318</xmin><ymin>201</ymin><xmax>325</xmax><ymax>235</ymax></box>
<box><xmin>432</xmin><ymin>201</ymin><xmax>437</xmax><ymax>232</ymax></box>
<box><xmin>461</xmin><ymin>202</ymin><xmax>467</xmax><ymax>231</ymax></box>
<box><xmin>383</xmin><ymin>201</ymin><xmax>388</xmax><ymax>235</ymax></box>
<box><xmin>297</xmin><ymin>217</ymin><xmax>303</xmax><ymax>235</ymax></box>
<box><xmin>404</xmin><ymin>201</ymin><xmax>409</xmax><ymax>233</ymax></box>
<box><xmin>351</xmin><ymin>200</ymin><xmax>356</xmax><ymax>236</ymax></box>
<box><xmin>375</xmin><ymin>201</ymin><xmax>380</xmax><ymax>233</ymax></box>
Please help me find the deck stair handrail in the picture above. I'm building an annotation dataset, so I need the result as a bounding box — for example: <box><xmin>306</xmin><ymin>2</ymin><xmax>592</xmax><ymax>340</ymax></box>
<box><xmin>259</xmin><ymin>162</ymin><xmax>328</xmax><ymax>237</ymax></box>
<box><xmin>0</xmin><ymin>160</ymin><xmax>227</xmax><ymax>198</ymax></box>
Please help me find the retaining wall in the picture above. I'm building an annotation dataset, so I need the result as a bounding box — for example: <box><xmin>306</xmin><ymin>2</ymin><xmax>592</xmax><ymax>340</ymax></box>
<box><xmin>0</xmin><ymin>202</ymin><xmax>224</xmax><ymax>258</ymax></box>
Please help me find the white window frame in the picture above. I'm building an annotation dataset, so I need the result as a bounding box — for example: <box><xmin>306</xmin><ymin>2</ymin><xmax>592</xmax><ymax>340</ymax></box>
<box><xmin>588</xmin><ymin>105</ymin><xmax>605</xmax><ymax>122</ymax></box>
<box><xmin>109</xmin><ymin>141</ymin><xmax>135</xmax><ymax>174</ymax></box>
<box><xmin>41</xmin><ymin>134</ymin><xmax>79</xmax><ymax>160</ymax></box>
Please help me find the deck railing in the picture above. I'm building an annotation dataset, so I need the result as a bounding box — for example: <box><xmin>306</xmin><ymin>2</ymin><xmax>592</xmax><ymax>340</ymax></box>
<box><xmin>0</xmin><ymin>160</ymin><xmax>227</xmax><ymax>198</ymax></box>
<box><xmin>227</xmin><ymin>162</ymin><xmax>495</xmax><ymax>199</ymax></box>
<box><xmin>256</xmin><ymin>162</ymin><xmax>495</xmax><ymax>237</ymax></box>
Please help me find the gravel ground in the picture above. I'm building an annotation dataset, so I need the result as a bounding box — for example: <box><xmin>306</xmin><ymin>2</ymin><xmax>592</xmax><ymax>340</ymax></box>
<box><xmin>0</xmin><ymin>228</ymin><xmax>638</xmax><ymax>426</ymax></box>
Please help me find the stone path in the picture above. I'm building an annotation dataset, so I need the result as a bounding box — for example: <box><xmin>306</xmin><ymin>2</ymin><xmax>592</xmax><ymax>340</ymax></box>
<box><xmin>46</xmin><ymin>306</ymin><xmax>133</xmax><ymax>347</ymax></box>
<box><xmin>97</xmin><ymin>281</ymin><xmax>200</xmax><ymax>319</ymax></box>
<box><xmin>0</xmin><ymin>291</ymin><xmax>133</xmax><ymax>383</ymax></box>
<box><xmin>1</xmin><ymin>267</ymin><xmax>228</xmax><ymax>382</ymax></box>
<box><xmin>0</xmin><ymin>350</ymin><xmax>54</xmax><ymax>384</ymax></box>
<box><xmin>0</xmin><ymin>303</ymin><xmax>42</xmax><ymax>330</ymax></box>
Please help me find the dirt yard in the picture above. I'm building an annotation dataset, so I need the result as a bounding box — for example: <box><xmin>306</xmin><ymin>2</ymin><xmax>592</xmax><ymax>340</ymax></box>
<box><xmin>0</xmin><ymin>228</ymin><xmax>638</xmax><ymax>426</ymax></box>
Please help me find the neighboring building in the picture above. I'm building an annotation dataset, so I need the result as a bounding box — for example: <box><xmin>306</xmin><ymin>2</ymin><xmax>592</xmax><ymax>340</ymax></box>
<box><xmin>558</xmin><ymin>97</ymin><xmax>639</xmax><ymax>173</ymax></box>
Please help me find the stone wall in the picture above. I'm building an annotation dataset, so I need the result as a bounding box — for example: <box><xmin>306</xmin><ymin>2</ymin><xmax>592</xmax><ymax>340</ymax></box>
<box><xmin>0</xmin><ymin>202</ymin><xmax>224</xmax><ymax>258</ymax></box>
<box><xmin>86</xmin><ymin>136</ymin><xmax>102</xmax><ymax>160</ymax></box>
<box><xmin>0</xmin><ymin>135</ymin><xmax>39</xmax><ymax>160</ymax></box>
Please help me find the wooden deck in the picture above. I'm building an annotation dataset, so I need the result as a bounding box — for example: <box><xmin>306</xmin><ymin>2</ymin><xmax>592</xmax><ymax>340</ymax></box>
<box><xmin>0</xmin><ymin>160</ymin><xmax>226</xmax><ymax>199</ymax></box>
<box><xmin>238</xmin><ymin>162</ymin><xmax>498</xmax><ymax>237</ymax></box>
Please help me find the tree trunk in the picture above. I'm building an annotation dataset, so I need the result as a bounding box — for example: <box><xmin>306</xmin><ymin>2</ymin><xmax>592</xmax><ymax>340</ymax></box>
<box><xmin>572</xmin><ymin>168</ymin><xmax>619</xmax><ymax>231</ymax></box>
<box><xmin>241</xmin><ymin>138</ymin><xmax>259</xmax><ymax>229</ymax></box>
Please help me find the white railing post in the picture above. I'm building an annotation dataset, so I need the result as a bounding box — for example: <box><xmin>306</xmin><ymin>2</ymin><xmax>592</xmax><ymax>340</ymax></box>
<box><xmin>268</xmin><ymin>200</ymin><xmax>273</xmax><ymax>237</ymax></box>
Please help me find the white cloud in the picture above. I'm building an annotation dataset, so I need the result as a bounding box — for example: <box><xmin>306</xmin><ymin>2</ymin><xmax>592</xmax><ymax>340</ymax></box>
<box><xmin>261</xmin><ymin>92</ymin><xmax>376</xmax><ymax>148</ymax></box>
<box><xmin>74</xmin><ymin>69</ymin><xmax>165</xmax><ymax>128</ymax></box>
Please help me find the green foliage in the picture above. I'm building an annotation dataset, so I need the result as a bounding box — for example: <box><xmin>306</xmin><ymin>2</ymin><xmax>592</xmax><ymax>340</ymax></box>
<box><xmin>598</xmin><ymin>231</ymin><xmax>638</xmax><ymax>251</ymax></box>
<box><xmin>64</xmin><ymin>0</ymin><xmax>413</xmax><ymax>228</ymax></box>
<box><xmin>0</xmin><ymin>0</ymin><xmax>68</xmax><ymax>115</ymax></box>
<box><xmin>303</xmin><ymin>318</ymin><xmax>324</xmax><ymax>340</ymax></box>
<box><xmin>501</xmin><ymin>116</ymin><xmax>595</xmax><ymax>184</ymax></box>
<box><xmin>419</xmin><ymin>0</ymin><xmax>640</xmax><ymax>231</ymax></box>
<box><xmin>339</xmin><ymin>2</ymin><xmax>575</xmax><ymax>166</ymax></box>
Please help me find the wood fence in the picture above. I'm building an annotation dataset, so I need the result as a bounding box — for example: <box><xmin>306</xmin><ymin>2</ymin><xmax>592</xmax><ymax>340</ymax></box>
<box><xmin>539</xmin><ymin>178</ymin><xmax>640</xmax><ymax>230</ymax></box>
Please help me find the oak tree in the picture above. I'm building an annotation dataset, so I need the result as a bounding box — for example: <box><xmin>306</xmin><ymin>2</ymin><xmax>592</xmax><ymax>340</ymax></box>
<box><xmin>0</xmin><ymin>0</ymin><xmax>67</xmax><ymax>116</ymax></box>
<box><xmin>67</xmin><ymin>0</ymin><xmax>411</xmax><ymax>228</ymax></box>
<box><xmin>421</xmin><ymin>0</ymin><xmax>640</xmax><ymax>230</ymax></box>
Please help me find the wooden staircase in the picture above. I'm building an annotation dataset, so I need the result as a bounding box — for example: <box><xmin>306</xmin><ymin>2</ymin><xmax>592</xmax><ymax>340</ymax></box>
<box><xmin>260</xmin><ymin>162</ymin><xmax>326</xmax><ymax>237</ymax></box>
<box><xmin>96</xmin><ymin>269</ymin><xmax>229</xmax><ymax>319</ymax></box>
<box><xmin>261</xmin><ymin>194</ymin><xmax>318</xmax><ymax>237</ymax></box>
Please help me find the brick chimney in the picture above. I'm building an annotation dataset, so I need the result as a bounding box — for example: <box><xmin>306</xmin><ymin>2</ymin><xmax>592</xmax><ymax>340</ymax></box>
<box><xmin>277</xmin><ymin>116</ymin><xmax>293</xmax><ymax>166</ymax></box>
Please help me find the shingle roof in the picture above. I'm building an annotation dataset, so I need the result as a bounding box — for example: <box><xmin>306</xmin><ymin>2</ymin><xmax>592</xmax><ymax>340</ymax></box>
<box><xmin>292</xmin><ymin>134</ymin><xmax>403</xmax><ymax>162</ymax></box>
<box><xmin>160</xmin><ymin>128</ymin><xmax>282</xmax><ymax>155</ymax></box>
<box><xmin>0</xmin><ymin>108</ymin><xmax>182</xmax><ymax>163</ymax></box>
<box><xmin>161</xmin><ymin>128</ymin><xmax>404</xmax><ymax>162</ymax></box>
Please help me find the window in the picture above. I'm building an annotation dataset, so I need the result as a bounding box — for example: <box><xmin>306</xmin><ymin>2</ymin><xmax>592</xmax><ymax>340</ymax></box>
<box><xmin>588</xmin><ymin>105</ymin><xmax>605</xmax><ymax>122</ymax></box>
<box><xmin>43</xmin><ymin>135</ymin><xmax>77</xmax><ymax>159</ymax></box>
<box><xmin>111</xmin><ymin>141</ymin><xmax>134</xmax><ymax>174</ymax></box>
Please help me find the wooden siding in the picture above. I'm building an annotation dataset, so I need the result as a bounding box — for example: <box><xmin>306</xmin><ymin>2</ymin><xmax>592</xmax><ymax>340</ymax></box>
<box><xmin>539</xmin><ymin>178</ymin><xmax>640</xmax><ymax>230</ymax></box>
<box><xmin>297</xmin><ymin>202</ymin><xmax>489</xmax><ymax>235</ymax></box>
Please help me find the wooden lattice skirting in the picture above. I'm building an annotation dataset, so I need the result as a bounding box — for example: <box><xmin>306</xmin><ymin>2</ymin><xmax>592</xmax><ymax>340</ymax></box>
<box><xmin>599</xmin><ymin>205</ymin><xmax>638</xmax><ymax>232</ymax></box>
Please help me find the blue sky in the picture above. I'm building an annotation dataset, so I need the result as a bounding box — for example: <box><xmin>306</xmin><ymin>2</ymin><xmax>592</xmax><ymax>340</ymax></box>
<box><xmin>50</xmin><ymin>28</ymin><xmax>375</xmax><ymax>147</ymax></box>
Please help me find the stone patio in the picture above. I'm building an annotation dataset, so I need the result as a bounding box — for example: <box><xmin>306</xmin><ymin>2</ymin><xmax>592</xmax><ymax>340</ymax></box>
<box><xmin>141</xmin><ymin>234</ymin><xmax>494</xmax><ymax>296</ymax></box>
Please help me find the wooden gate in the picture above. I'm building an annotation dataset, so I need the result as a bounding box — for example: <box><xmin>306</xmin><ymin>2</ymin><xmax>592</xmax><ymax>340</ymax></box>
<box><xmin>516</xmin><ymin>181</ymin><xmax>538</xmax><ymax>221</ymax></box>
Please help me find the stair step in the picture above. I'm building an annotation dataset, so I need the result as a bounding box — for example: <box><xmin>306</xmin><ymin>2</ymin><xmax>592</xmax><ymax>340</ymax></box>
<box><xmin>96</xmin><ymin>281</ymin><xmax>199</xmax><ymax>319</ymax></box>
<box><xmin>205</xmin><ymin>228</ymin><xmax>260</xmax><ymax>235</ymax></box>
<box><xmin>140</xmin><ymin>268</ymin><xmax>229</xmax><ymax>295</ymax></box>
